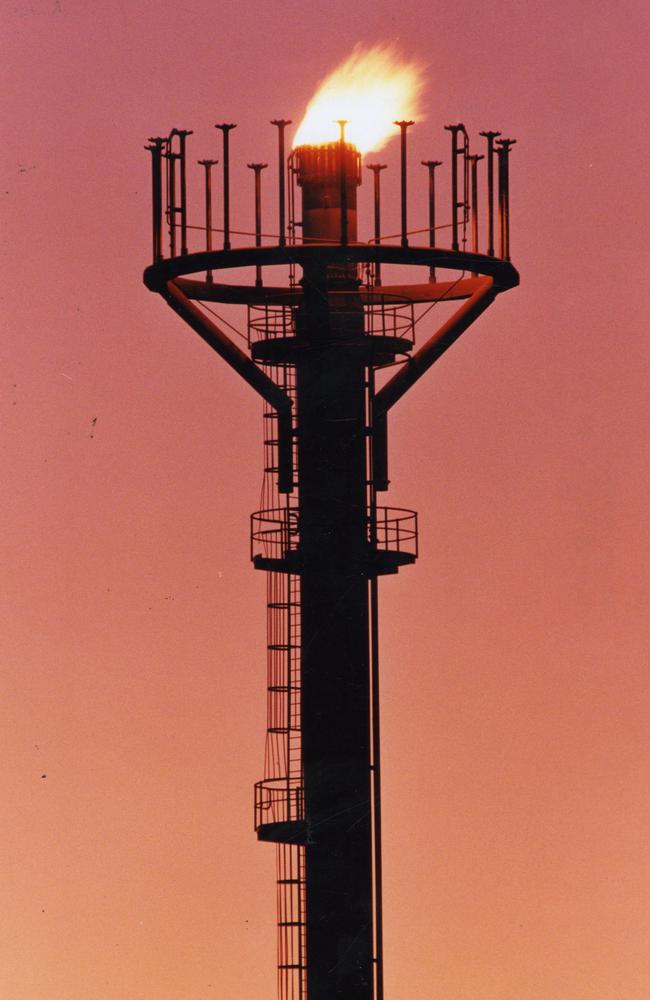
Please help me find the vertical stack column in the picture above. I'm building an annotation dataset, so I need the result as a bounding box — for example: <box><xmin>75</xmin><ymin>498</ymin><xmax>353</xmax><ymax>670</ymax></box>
<box><xmin>294</xmin><ymin>144</ymin><xmax>373</xmax><ymax>1000</ymax></box>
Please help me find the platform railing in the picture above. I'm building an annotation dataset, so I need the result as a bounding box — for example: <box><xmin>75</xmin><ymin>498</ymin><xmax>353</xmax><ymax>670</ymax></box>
<box><xmin>250</xmin><ymin>505</ymin><xmax>418</xmax><ymax>562</ymax></box>
<box><xmin>251</xmin><ymin>506</ymin><xmax>300</xmax><ymax>561</ymax></box>
<box><xmin>364</xmin><ymin>293</ymin><xmax>415</xmax><ymax>342</ymax></box>
<box><xmin>147</xmin><ymin>124</ymin><xmax>515</xmax><ymax>267</ymax></box>
<box><xmin>255</xmin><ymin>776</ymin><xmax>305</xmax><ymax>831</ymax></box>
<box><xmin>248</xmin><ymin>304</ymin><xmax>296</xmax><ymax>345</ymax></box>
<box><xmin>372</xmin><ymin>506</ymin><xmax>419</xmax><ymax>559</ymax></box>
<box><xmin>247</xmin><ymin>295</ymin><xmax>415</xmax><ymax>348</ymax></box>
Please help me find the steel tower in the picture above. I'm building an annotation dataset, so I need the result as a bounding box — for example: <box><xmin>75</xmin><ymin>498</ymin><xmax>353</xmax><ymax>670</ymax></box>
<box><xmin>144</xmin><ymin>117</ymin><xmax>518</xmax><ymax>1000</ymax></box>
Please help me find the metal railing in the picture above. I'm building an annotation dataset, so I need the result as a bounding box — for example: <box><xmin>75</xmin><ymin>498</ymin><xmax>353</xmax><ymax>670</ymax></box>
<box><xmin>146</xmin><ymin>123</ymin><xmax>515</xmax><ymax>267</ymax></box>
<box><xmin>248</xmin><ymin>304</ymin><xmax>296</xmax><ymax>345</ymax></box>
<box><xmin>255</xmin><ymin>777</ymin><xmax>305</xmax><ymax>831</ymax></box>
<box><xmin>364</xmin><ymin>293</ymin><xmax>415</xmax><ymax>342</ymax></box>
<box><xmin>250</xmin><ymin>505</ymin><xmax>418</xmax><ymax>562</ymax></box>
<box><xmin>247</xmin><ymin>294</ymin><xmax>415</xmax><ymax>347</ymax></box>
<box><xmin>372</xmin><ymin>506</ymin><xmax>418</xmax><ymax>558</ymax></box>
<box><xmin>251</xmin><ymin>506</ymin><xmax>300</xmax><ymax>562</ymax></box>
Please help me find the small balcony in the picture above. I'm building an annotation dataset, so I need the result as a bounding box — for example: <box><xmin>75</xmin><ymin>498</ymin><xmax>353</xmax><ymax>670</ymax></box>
<box><xmin>247</xmin><ymin>293</ymin><xmax>415</xmax><ymax>349</ymax></box>
<box><xmin>250</xmin><ymin>505</ymin><xmax>418</xmax><ymax>574</ymax></box>
<box><xmin>254</xmin><ymin>777</ymin><xmax>307</xmax><ymax>845</ymax></box>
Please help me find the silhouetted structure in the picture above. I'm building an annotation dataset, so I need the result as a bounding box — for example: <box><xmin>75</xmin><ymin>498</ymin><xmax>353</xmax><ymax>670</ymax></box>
<box><xmin>144</xmin><ymin>117</ymin><xmax>518</xmax><ymax>1000</ymax></box>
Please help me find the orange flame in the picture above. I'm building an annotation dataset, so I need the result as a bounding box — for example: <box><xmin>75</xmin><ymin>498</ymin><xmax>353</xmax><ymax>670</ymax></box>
<box><xmin>292</xmin><ymin>44</ymin><xmax>425</xmax><ymax>155</ymax></box>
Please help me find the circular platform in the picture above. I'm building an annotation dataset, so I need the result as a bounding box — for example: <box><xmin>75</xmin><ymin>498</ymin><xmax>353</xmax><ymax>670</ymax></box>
<box><xmin>251</xmin><ymin>334</ymin><xmax>412</xmax><ymax>364</ymax></box>
<box><xmin>143</xmin><ymin>242</ymin><xmax>519</xmax><ymax>304</ymax></box>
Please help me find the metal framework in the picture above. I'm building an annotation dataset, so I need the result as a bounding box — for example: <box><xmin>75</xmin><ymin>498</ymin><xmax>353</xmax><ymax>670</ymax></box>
<box><xmin>144</xmin><ymin>118</ymin><xmax>518</xmax><ymax>1000</ymax></box>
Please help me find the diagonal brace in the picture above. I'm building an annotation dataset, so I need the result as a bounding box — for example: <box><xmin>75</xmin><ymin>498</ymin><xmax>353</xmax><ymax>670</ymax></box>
<box><xmin>374</xmin><ymin>276</ymin><xmax>496</xmax><ymax>416</ymax></box>
<box><xmin>164</xmin><ymin>279</ymin><xmax>293</xmax><ymax>492</ymax></box>
<box><xmin>371</xmin><ymin>276</ymin><xmax>496</xmax><ymax>492</ymax></box>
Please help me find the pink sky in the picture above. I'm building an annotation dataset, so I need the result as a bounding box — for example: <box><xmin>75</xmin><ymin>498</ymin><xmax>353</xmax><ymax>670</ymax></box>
<box><xmin>2</xmin><ymin>2</ymin><xmax>649</xmax><ymax>998</ymax></box>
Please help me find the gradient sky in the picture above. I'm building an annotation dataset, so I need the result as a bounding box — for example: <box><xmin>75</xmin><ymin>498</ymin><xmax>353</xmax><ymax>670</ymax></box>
<box><xmin>2</xmin><ymin>2</ymin><xmax>649</xmax><ymax>998</ymax></box>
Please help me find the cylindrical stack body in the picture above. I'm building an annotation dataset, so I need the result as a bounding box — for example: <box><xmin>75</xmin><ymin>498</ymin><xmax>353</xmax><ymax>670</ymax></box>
<box><xmin>294</xmin><ymin>144</ymin><xmax>373</xmax><ymax>1000</ymax></box>
<box><xmin>295</xmin><ymin>143</ymin><xmax>361</xmax><ymax>246</ymax></box>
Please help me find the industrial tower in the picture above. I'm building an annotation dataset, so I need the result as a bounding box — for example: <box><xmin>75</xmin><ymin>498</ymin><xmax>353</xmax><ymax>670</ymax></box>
<box><xmin>144</xmin><ymin>116</ymin><xmax>518</xmax><ymax>1000</ymax></box>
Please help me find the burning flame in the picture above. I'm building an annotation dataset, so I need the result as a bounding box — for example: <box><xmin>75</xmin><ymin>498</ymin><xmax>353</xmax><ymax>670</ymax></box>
<box><xmin>292</xmin><ymin>44</ymin><xmax>425</xmax><ymax>155</ymax></box>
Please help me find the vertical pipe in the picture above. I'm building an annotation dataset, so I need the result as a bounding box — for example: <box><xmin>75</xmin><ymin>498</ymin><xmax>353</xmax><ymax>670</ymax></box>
<box><xmin>445</xmin><ymin>124</ymin><xmax>466</xmax><ymax>253</ymax></box>
<box><xmin>172</xmin><ymin>129</ymin><xmax>193</xmax><ymax>255</ymax></box>
<box><xmin>271</xmin><ymin>120</ymin><xmax>292</xmax><ymax>247</ymax></box>
<box><xmin>367</xmin><ymin>363</ymin><xmax>384</xmax><ymax>1000</ymax></box>
<box><xmin>295</xmin><ymin>182</ymin><xmax>370</xmax><ymax>1000</ymax></box>
<box><xmin>469</xmin><ymin>154</ymin><xmax>484</xmax><ymax>256</ymax></box>
<box><xmin>497</xmin><ymin>145</ymin><xmax>506</xmax><ymax>259</ymax></box>
<box><xmin>147</xmin><ymin>137</ymin><xmax>165</xmax><ymax>262</ymax></box>
<box><xmin>215</xmin><ymin>123</ymin><xmax>237</xmax><ymax>250</ymax></box>
<box><xmin>394</xmin><ymin>120</ymin><xmax>414</xmax><ymax>247</ymax></box>
<box><xmin>296</xmin><ymin>313</ymin><xmax>373</xmax><ymax>1000</ymax></box>
<box><xmin>462</xmin><ymin>131</ymin><xmax>470</xmax><ymax>236</ymax></box>
<box><xmin>248</xmin><ymin>162</ymin><xmax>268</xmax><ymax>287</ymax></box>
<box><xmin>421</xmin><ymin>159</ymin><xmax>442</xmax><ymax>281</ymax></box>
<box><xmin>337</xmin><ymin>120</ymin><xmax>349</xmax><ymax>245</ymax></box>
<box><xmin>479</xmin><ymin>131</ymin><xmax>500</xmax><ymax>257</ymax></box>
<box><xmin>451</xmin><ymin>132</ymin><xmax>458</xmax><ymax>252</ymax></box>
<box><xmin>496</xmin><ymin>138</ymin><xmax>516</xmax><ymax>262</ymax></box>
<box><xmin>287</xmin><ymin>156</ymin><xmax>297</xmax><ymax>251</ymax></box>
<box><xmin>166</xmin><ymin>148</ymin><xmax>177</xmax><ymax>258</ymax></box>
<box><xmin>366</xmin><ymin>163</ymin><xmax>386</xmax><ymax>286</ymax></box>
<box><xmin>198</xmin><ymin>159</ymin><xmax>218</xmax><ymax>283</ymax></box>
<box><xmin>179</xmin><ymin>133</ymin><xmax>188</xmax><ymax>256</ymax></box>
<box><xmin>504</xmin><ymin>148</ymin><xmax>510</xmax><ymax>262</ymax></box>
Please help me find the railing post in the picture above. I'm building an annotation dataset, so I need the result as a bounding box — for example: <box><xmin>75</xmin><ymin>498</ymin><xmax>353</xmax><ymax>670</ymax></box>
<box><xmin>198</xmin><ymin>158</ymin><xmax>218</xmax><ymax>283</ymax></box>
<box><xmin>394</xmin><ymin>120</ymin><xmax>414</xmax><ymax>247</ymax></box>
<box><xmin>271</xmin><ymin>120</ymin><xmax>292</xmax><ymax>247</ymax></box>
<box><xmin>496</xmin><ymin>137</ymin><xmax>516</xmax><ymax>261</ymax></box>
<box><xmin>169</xmin><ymin>129</ymin><xmax>193</xmax><ymax>255</ymax></box>
<box><xmin>479</xmin><ymin>130</ymin><xmax>501</xmax><ymax>257</ymax></box>
<box><xmin>248</xmin><ymin>162</ymin><xmax>268</xmax><ymax>287</ymax></box>
<box><xmin>146</xmin><ymin>137</ymin><xmax>165</xmax><ymax>262</ymax></box>
<box><xmin>444</xmin><ymin>123</ymin><xmax>467</xmax><ymax>252</ymax></box>
<box><xmin>215</xmin><ymin>123</ymin><xmax>237</xmax><ymax>250</ymax></box>
<box><xmin>469</xmin><ymin>153</ymin><xmax>483</xmax><ymax>256</ymax></box>
<box><xmin>366</xmin><ymin>163</ymin><xmax>387</xmax><ymax>285</ymax></box>
<box><xmin>421</xmin><ymin>159</ymin><xmax>442</xmax><ymax>280</ymax></box>
<box><xmin>165</xmin><ymin>144</ymin><xmax>178</xmax><ymax>257</ymax></box>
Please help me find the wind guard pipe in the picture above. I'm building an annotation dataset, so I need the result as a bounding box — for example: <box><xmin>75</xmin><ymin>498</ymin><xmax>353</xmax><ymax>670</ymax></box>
<box><xmin>164</xmin><ymin>279</ymin><xmax>293</xmax><ymax>492</ymax></box>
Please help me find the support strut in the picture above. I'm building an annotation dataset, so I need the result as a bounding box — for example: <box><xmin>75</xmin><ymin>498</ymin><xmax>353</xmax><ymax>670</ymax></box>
<box><xmin>163</xmin><ymin>279</ymin><xmax>293</xmax><ymax>492</ymax></box>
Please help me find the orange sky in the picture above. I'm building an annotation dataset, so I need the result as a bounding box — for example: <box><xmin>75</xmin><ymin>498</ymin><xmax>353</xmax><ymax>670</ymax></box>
<box><xmin>2</xmin><ymin>2</ymin><xmax>649</xmax><ymax>998</ymax></box>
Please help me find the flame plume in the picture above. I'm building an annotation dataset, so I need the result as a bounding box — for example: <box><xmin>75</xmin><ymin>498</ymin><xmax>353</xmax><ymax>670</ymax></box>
<box><xmin>293</xmin><ymin>44</ymin><xmax>425</xmax><ymax>155</ymax></box>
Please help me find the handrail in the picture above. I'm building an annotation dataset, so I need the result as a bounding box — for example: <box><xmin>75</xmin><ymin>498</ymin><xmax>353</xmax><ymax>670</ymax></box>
<box><xmin>255</xmin><ymin>777</ymin><xmax>304</xmax><ymax>830</ymax></box>
<box><xmin>250</xmin><ymin>506</ymin><xmax>418</xmax><ymax>561</ymax></box>
<box><xmin>247</xmin><ymin>295</ymin><xmax>415</xmax><ymax>346</ymax></box>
